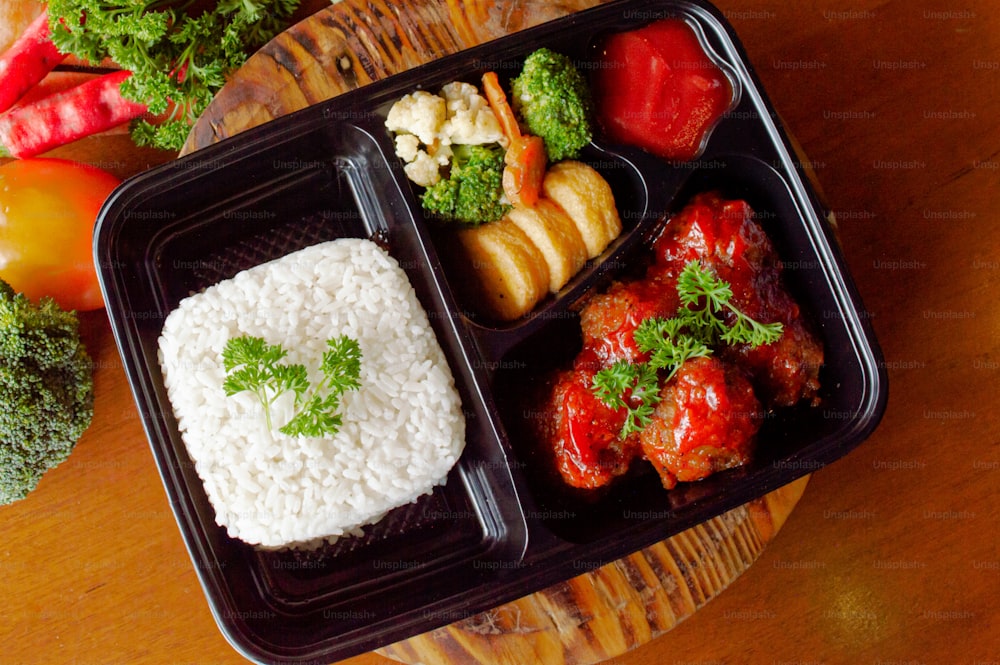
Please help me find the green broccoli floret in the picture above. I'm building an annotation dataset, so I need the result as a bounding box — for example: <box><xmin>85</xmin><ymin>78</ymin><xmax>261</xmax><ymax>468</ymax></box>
<box><xmin>0</xmin><ymin>280</ymin><xmax>94</xmax><ymax>505</ymax></box>
<box><xmin>511</xmin><ymin>48</ymin><xmax>595</xmax><ymax>162</ymax></box>
<box><xmin>420</xmin><ymin>144</ymin><xmax>510</xmax><ymax>225</ymax></box>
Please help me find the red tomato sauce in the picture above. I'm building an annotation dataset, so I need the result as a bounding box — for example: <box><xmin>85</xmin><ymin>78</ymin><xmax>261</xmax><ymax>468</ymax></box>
<box><xmin>592</xmin><ymin>18</ymin><xmax>733</xmax><ymax>162</ymax></box>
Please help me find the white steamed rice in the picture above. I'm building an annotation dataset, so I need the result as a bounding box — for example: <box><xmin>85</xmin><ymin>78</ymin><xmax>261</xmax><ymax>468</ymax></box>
<box><xmin>157</xmin><ymin>239</ymin><xmax>465</xmax><ymax>548</ymax></box>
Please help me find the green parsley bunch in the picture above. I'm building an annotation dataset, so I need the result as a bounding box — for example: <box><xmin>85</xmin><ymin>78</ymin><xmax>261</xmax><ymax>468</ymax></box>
<box><xmin>222</xmin><ymin>334</ymin><xmax>362</xmax><ymax>438</ymax></box>
<box><xmin>47</xmin><ymin>0</ymin><xmax>301</xmax><ymax>151</ymax></box>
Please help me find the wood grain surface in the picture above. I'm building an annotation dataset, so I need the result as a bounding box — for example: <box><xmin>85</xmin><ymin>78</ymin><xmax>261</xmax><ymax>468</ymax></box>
<box><xmin>377</xmin><ymin>478</ymin><xmax>807</xmax><ymax>665</ymax></box>
<box><xmin>182</xmin><ymin>0</ymin><xmax>605</xmax><ymax>152</ymax></box>
<box><xmin>1</xmin><ymin>1</ymin><xmax>998</xmax><ymax>665</ymax></box>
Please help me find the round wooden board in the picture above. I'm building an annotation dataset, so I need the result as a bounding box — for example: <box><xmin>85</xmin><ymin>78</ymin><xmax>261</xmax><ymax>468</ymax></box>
<box><xmin>182</xmin><ymin>2</ymin><xmax>810</xmax><ymax>663</ymax></box>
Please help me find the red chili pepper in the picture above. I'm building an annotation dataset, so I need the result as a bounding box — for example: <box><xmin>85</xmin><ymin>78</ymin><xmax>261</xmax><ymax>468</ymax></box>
<box><xmin>0</xmin><ymin>9</ymin><xmax>67</xmax><ymax>114</ymax></box>
<box><xmin>0</xmin><ymin>69</ymin><xmax>148</xmax><ymax>158</ymax></box>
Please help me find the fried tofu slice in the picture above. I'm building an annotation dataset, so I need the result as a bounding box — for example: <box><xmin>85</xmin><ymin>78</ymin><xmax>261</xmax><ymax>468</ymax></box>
<box><xmin>455</xmin><ymin>217</ymin><xmax>549</xmax><ymax>321</ymax></box>
<box><xmin>505</xmin><ymin>199</ymin><xmax>588</xmax><ymax>292</ymax></box>
<box><xmin>541</xmin><ymin>160</ymin><xmax>622</xmax><ymax>258</ymax></box>
<box><xmin>451</xmin><ymin>160</ymin><xmax>622</xmax><ymax>321</ymax></box>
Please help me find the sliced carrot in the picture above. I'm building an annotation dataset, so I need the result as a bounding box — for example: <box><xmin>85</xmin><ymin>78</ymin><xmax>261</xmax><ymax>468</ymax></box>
<box><xmin>503</xmin><ymin>134</ymin><xmax>547</xmax><ymax>207</ymax></box>
<box><xmin>482</xmin><ymin>71</ymin><xmax>548</xmax><ymax>206</ymax></box>
<box><xmin>481</xmin><ymin>70</ymin><xmax>521</xmax><ymax>142</ymax></box>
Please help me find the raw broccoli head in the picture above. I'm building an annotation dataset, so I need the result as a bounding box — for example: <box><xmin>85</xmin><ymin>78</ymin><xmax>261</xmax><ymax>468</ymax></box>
<box><xmin>420</xmin><ymin>144</ymin><xmax>510</xmax><ymax>225</ymax></box>
<box><xmin>511</xmin><ymin>48</ymin><xmax>595</xmax><ymax>162</ymax></box>
<box><xmin>0</xmin><ymin>280</ymin><xmax>94</xmax><ymax>505</ymax></box>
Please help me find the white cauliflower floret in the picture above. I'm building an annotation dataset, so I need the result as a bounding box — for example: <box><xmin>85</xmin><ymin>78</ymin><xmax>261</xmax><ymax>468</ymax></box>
<box><xmin>385</xmin><ymin>90</ymin><xmax>447</xmax><ymax>145</ymax></box>
<box><xmin>385</xmin><ymin>81</ymin><xmax>505</xmax><ymax>188</ymax></box>
<box><xmin>440</xmin><ymin>81</ymin><xmax>506</xmax><ymax>147</ymax></box>
<box><xmin>394</xmin><ymin>135</ymin><xmax>453</xmax><ymax>187</ymax></box>
<box><xmin>394</xmin><ymin>134</ymin><xmax>421</xmax><ymax>163</ymax></box>
<box><xmin>403</xmin><ymin>151</ymin><xmax>443</xmax><ymax>188</ymax></box>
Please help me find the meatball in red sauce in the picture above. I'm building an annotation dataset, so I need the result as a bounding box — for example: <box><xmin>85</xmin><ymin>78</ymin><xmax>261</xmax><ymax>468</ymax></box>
<box><xmin>639</xmin><ymin>356</ymin><xmax>760</xmax><ymax>489</ymax></box>
<box><xmin>653</xmin><ymin>192</ymin><xmax>823</xmax><ymax>407</ymax></box>
<box><xmin>543</xmin><ymin>366</ymin><xmax>638</xmax><ymax>490</ymax></box>
<box><xmin>532</xmin><ymin>192</ymin><xmax>824</xmax><ymax>491</ymax></box>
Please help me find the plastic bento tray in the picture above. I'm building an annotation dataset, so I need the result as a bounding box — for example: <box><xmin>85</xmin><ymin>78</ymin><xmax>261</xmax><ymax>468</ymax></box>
<box><xmin>94</xmin><ymin>0</ymin><xmax>887</xmax><ymax>662</ymax></box>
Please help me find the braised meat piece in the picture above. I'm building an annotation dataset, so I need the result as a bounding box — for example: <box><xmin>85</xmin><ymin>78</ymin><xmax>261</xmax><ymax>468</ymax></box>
<box><xmin>539</xmin><ymin>355</ymin><xmax>761</xmax><ymax>491</ymax></box>
<box><xmin>653</xmin><ymin>192</ymin><xmax>823</xmax><ymax>407</ymax></box>
<box><xmin>532</xmin><ymin>192</ymin><xmax>824</xmax><ymax>491</ymax></box>
<box><xmin>639</xmin><ymin>356</ymin><xmax>761</xmax><ymax>489</ymax></box>
<box><xmin>578</xmin><ymin>271</ymin><xmax>679</xmax><ymax>367</ymax></box>
<box><xmin>541</xmin><ymin>366</ymin><xmax>639</xmax><ymax>490</ymax></box>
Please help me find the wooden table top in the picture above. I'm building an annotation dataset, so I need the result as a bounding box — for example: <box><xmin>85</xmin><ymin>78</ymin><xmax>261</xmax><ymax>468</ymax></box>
<box><xmin>2</xmin><ymin>1</ymin><xmax>998</xmax><ymax>664</ymax></box>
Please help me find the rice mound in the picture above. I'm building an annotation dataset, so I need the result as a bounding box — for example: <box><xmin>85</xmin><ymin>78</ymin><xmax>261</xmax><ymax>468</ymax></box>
<box><xmin>157</xmin><ymin>239</ymin><xmax>466</xmax><ymax>548</ymax></box>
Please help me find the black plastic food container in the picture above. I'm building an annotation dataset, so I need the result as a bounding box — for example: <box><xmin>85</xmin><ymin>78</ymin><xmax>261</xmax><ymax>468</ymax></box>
<box><xmin>94</xmin><ymin>0</ymin><xmax>887</xmax><ymax>662</ymax></box>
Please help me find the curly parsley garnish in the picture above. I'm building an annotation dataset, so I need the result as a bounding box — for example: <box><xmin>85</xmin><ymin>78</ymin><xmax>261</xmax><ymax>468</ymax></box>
<box><xmin>674</xmin><ymin>260</ymin><xmax>785</xmax><ymax>347</ymax></box>
<box><xmin>47</xmin><ymin>0</ymin><xmax>301</xmax><ymax>151</ymax></box>
<box><xmin>222</xmin><ymin>334</ymin><xmax>362</xmax><ymax>438</ymax></box>
<box><xmin>591</xmin><ymin>260</ymin><xmax>783</xmax><ymax>437</ymax></box>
